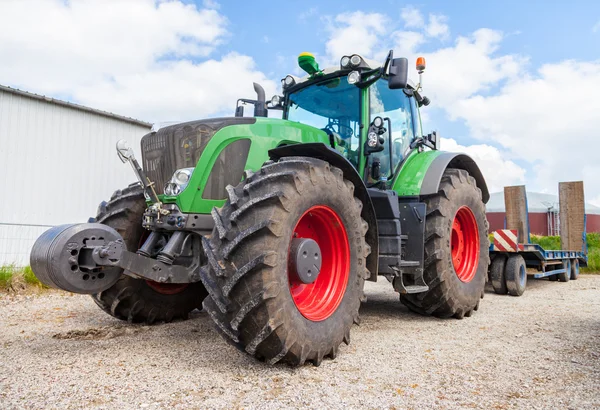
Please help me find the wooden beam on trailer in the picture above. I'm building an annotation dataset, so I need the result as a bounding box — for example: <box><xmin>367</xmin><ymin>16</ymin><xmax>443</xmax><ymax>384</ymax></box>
<box><xmin>559</xmin><ymin>181</ymin><xmax>585</xmax><ymax>251</ymax></box>
<box><xmin>504</xmin><ymin>185</ymin><xmax>530</xmax><ymax>243</ymax></box>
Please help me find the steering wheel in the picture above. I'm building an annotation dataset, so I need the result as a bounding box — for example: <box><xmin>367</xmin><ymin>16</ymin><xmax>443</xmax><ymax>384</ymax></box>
<box><xmin>325</xmin><ymin>122</ymin><xmax>353</xmax><ymax>139</ymax></box>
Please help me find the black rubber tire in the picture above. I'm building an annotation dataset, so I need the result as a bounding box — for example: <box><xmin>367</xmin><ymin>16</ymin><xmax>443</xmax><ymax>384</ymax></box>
<box><xmin>559</xmin><ymin>259</ymin><xmax>571</xmax><ymax>282</ymax></box>
<box><xmin>570</xmin><ymin>259</ymin><xmax>580</xmax><ymax>280</ymax></box>
<box><xmin>548</xmin><ymin>274</ymin><xmax>559</xmax><ymax>281</ymax></box>
<box><xmin>490</xmin><ymin>255</ymin><xmax>508</xmax><ymax>294</ymax></box>
<box><xmin>505</xmin><ymin>255</ymin><xmax>527</xmax><ymax>296</ymax></box>
<box><xmin>401</xmin><ymin>168</ymin><xmax>489</xmax><ymax>319</ymax></box>
<box><xmin>200</xmin><ymin>157</ymin><xmax>369</xmax><ymax>366</ymax></box>
<box><xmin>90</xmin><ymin>184</ymin><xmax>207</xmax><ymax>324</ymax></box>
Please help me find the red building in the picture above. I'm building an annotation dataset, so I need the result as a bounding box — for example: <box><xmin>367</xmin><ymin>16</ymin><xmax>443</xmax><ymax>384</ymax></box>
<box><xmin>486</xmin><ymin>191</ymin><xmax>600</xmax><ymax>236</ymax></box>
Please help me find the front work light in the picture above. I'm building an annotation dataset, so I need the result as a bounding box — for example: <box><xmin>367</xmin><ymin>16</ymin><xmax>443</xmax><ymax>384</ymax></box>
<box><xmin>282</xmin><ymin>75</ymin><xmax>295</xmax><ymax>88</ymax></box>
<box><xmin>347</xmin><ymin>71</ymin><xmax>361</xmax><ymax>85</ymax></box>
<box><xmin>340</xmin><ymin>56</ymin><xmax>350</xmax><ymax>68</ymax></box>
<box><xmin>350</xmin><ymin>55</ymin><xmax>362</xmax><ymax>66</ymax></box>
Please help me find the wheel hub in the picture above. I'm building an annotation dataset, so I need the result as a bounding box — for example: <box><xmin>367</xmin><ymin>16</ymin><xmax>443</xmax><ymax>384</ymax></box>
<box><xmin>288</xmin><ymin>205</ymin><xmax>350</xmax><ymax>322</ymax></box>
<box><xmin>289</xmin><ymin>238</ymin><xmax>322</xmax><ymax>284</ymax></box>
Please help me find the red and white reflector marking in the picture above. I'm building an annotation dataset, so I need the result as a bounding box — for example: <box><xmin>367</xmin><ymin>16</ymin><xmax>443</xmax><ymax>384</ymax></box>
<box><xmin>493</xmin><ymin>229</ymin><xmax>520</xmax><ymax>252</ymax></box>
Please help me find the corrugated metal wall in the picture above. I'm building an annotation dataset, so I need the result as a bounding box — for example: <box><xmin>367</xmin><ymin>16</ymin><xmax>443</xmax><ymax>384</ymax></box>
<box><xmin>0</xmin><ymin>89</ymin><xmax>150</xmax><ymax>265</ymax></box>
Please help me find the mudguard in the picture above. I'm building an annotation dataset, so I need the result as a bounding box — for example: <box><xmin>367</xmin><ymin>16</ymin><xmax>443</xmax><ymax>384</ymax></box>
<box><xmin>421</xmin><ymin>152</ymin><xmax>489</xmax><ymax>203</ymax></box>
<box><xmin>269</xmin><ymin>143</ymin><xmax>379</xmax><ymax>281</ymax></box>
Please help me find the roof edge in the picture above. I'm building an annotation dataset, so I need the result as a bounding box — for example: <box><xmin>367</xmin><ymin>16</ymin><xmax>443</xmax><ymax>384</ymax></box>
<box><xmin>0</xmin><ymin>84</ymin><xmax>152</xmax><ymax>128</ymax></box>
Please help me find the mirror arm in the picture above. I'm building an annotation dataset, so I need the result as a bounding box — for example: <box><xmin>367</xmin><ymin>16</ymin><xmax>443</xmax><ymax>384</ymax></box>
<box><xmin>129</xmin><ymin>157</ymin><xmax>161</xmax><ymax>204</ymax></box>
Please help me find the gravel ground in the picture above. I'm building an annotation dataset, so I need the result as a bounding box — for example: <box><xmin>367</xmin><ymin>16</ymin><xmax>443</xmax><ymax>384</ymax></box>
<box><xmin>1</xmin><ymin>276</ymin><xmax>599</xmax><ymax>409</ymax></box>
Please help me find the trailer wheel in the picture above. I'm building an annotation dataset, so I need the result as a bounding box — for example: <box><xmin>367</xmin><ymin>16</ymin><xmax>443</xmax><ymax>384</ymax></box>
<box><xmin>570</xmin><ymin>259</ymin><xmax>580</xmax><ymax>280</ymax></box>
<box><xmin>490</xmin><ymin>255</ymin><xmax>508</xmax><ymax>294</ymax></box>
<box><xmin>200</xmin><ymin>157</ymin><xmax>369</xmax><ymax>366</ymax></box>
<box><xmin>91</xmin><ymin>184</ymin><xmax>207</xmax><ymax>324</ymax></box>
<box><xmin>505</xmin><ymin>255</ymin><xmax>527</xmax><ymax>296</ymax></box>
<box><xmin>400</xmin><ymin>168</ymin><xmax>489</xmax><ymax>319</ymax></box>
<box><xmin>558</xmin><ymin>259</ymin><xmax>571</xmax><ymax>282</ymax></box>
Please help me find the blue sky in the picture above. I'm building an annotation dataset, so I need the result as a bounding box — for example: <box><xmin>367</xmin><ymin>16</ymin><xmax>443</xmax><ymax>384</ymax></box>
<box><xmin>223</xmin><ymin>0</ymin><xmax>599</xmax><ymax>69</ymax></box>
<box><xmin>0</xmin><ymin>0</ymin><xmax>599</xmax><ymax>202</ymax></box>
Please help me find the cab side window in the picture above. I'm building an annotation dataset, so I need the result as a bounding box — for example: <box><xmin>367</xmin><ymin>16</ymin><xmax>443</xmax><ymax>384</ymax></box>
<box><xmin>369</xmin><ymin>81</ymin><xmax>415</xmax><ymax>181</ymax></box>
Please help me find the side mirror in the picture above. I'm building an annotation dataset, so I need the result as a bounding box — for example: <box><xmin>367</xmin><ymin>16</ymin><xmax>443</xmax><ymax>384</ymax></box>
<box><xmin>116</xmin><ymin>139</ymin><xmax>134</xmax><ymax>163</ymax></box>
<box><xmin>388</xmin><ymin>57</ymin><xmax>408</xmax><ymax>90</ymax></box>
<box><xmin>427</xmin><ymin>131</ymin><xmax>438</xmax><ymax>150</ymax></box>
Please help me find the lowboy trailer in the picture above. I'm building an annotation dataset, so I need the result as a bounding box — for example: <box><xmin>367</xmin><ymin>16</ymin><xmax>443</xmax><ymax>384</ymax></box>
<box><xmin>488</xmin><ymin>183</ymin><xmax>588</xmax><ymax>296</ymax></box>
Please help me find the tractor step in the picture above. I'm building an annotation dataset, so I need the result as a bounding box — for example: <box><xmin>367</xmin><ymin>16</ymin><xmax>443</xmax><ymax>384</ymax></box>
<box><xmin>402</xmin><ymin>285</ymin><xmax>430</xmax><ymax>294</ymax></box>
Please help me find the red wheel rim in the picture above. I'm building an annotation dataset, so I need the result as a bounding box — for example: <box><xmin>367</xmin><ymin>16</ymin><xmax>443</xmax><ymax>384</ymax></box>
<box><xmin>451</xmin><ymin>206</ymin><xmax>480</xmax><ymax>283</ymax></box>
<box><xmin>288</xmin><ymin>205</ymin><xmax>350</xmax><ymax>321</ymax></box>
<box><xmin>137</xmin><ymin>231</ymin><xmax>189</xmax><ymax>295</ymax></box>
<box><xmin>145</xmin><ymin>281</ymin><xmax>189</xmax><ymax>295</ymax></box>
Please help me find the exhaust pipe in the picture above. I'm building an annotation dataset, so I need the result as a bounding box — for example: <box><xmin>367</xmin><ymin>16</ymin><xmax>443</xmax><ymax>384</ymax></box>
<box><xmin>253</xmin><ymin>82</ymin><xmax>268</xmax><ymax>117</ymax></box>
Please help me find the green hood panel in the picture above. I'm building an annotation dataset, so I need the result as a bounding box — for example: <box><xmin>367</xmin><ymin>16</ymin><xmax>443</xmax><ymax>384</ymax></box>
<box><xmin>169</xmin><ymin>118</ymin><xmax>330</xmax><ymax>214</ymax></box>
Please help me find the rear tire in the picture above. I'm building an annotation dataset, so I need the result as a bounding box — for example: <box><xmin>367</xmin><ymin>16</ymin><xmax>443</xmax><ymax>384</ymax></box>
<box><xmin>401</xmin><ymin>169</ymin><xmax>489</xmax><ymax>319</ymax></box>
<box><xmin>90</xmin><ymin>184</ymin><xmax>207</xmax><ymax>324</ymax></box>
<box><xmin>490</xmin><ymin>255</ymin><xmax>508</xmax><ymax>295</ymax></box>
<box><xmin>505</xmin><ymin>255</ymin><xmax>527</xmax><ymax>296</ymax></box>
<box><xmin>200</xmin><ymin>157</ymin><xmax>370</xmax><ymax>365</ymax></box>
<box><xmin>570</xmin><ymin>259</ymin><xmax>580</xmax><ymax>280</ymax></box>
<box><xmin>559</xmin><ymin>259</ymin><xmax>571</xmax><ymax>282</ymax></box>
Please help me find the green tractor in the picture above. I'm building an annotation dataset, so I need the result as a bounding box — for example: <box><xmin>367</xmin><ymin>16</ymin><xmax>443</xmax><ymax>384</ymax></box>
<box><xmin>31</xmin><ymin>51</ymin><xmax>490</xmax><ymax>366</ymax></box>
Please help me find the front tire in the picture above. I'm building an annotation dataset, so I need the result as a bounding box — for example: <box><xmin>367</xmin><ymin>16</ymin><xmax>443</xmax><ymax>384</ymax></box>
<box><xmin>200</xmin><ymin>157</ymin><xmax>370</xmax><ymax>365</ymax></box>
<box><xmin>91</xmin><ymin>184</ymin><xmax>207</xmax><ymax>324</ymax></box>
<box><xmin>401</xmin><ymin>169</ymin><xmax>489</xmax><ymax>319</ymax></box>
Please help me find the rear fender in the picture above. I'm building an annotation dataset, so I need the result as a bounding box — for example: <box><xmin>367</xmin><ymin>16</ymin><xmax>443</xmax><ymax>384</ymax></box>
<box><xmin>421</xmin><ymin>152</ymin><xmax>489</xmax><ymax>203</ymax></box>
<box><xmin>269</xmin><ymin>143</ymin><xmax>379</xmax><ymax>281</ymax></box>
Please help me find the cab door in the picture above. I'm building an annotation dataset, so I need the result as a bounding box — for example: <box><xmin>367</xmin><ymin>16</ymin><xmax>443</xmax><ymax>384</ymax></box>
<box><xmin>366</xmin><ymin>80</ymin><xmax>417</xmax><ymax>184</ymax></box>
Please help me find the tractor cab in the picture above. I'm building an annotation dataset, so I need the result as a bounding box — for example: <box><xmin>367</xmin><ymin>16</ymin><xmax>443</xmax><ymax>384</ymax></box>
<box><xmin>275</xmin><ymin>52</ymin><xmax>434</xmax><ymax>187</ymax></box>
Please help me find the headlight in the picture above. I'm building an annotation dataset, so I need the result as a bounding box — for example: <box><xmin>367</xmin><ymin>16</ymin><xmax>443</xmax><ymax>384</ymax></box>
<box><xmin>368</xmin><ymin>132</ymin><xmax>378</xmax><ymax>147</ymax></box>
<box><xmin>347</xmin><ymin>71</ymin><xmax>361</xmax><ymax>85</ymax></box>
<box><xmin>271</xmin><ymin>95</ymin><xmax>281</xmax><ymax>106</ymax></box>
<box><xmin>164</xmin><ymin>167</ymin><xmax>194</xmax><ymax>196</ymax></box>
<box><xmin>350</xmin><ymin>54</ymin><xmax>362</xmax><ymax>66</ymax></box>
<box><xmin>340</xmin><ymin>56</ymin><xmax>350</xmax><ymax>68</ymax></box>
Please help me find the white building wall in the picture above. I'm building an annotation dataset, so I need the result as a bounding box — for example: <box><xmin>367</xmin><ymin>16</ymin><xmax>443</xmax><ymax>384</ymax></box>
<box><xmin>0</xmin><ymin>89</ymin><xmax>151</xmax><ymax>265</ymax></box>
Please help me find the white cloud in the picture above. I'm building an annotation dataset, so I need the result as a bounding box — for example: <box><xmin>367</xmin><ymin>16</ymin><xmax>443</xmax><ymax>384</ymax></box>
<box><xmin>401</xmin><ymin>7</ymin><xmax>425</xmax><ymax>29</ymax></box>
<box><xmin>392</xmin><ymin>30</ymin><xmax>426</xmax><ymax>55</ymax></box>
<box><xmin>325</xmin><ymin>12</ymin><xmax>389</xmax><ymax>62</ymax></box>
<box><xmin>441</xmin><ymin>138</ymin><xmax>526</xmax><ymax>193</ymax></box>
<box><xmin>323</xmin><ymin>8</ymin><xmax>599</xmax><ymax>202</ymax></box>
<box><xmin>419</xmin><ymin>29</ymin><xmax>524</xmax><ymax>107</ymax></box>
<box><xmin>0</xmin><ymin>0</ymin><xmax>276</xmax><ymax>122</ymax></box>
<box><xmin>451</xmin><ymin>60</ymin><xmax>600</xmax><ymax>199</ymax></box>
<box><xmin>426</xmin><ymin>14</ymin><xmax>450</xmax><ymax>40</ymax></box>
<box><xmin>203</xmin><ymin>0</ymin><xmax>220</xmax><ymax>10</ymax></box>
<box><xmin>299</xmin><ymin>7</ymin><xmax>318</xmax><ymax>21</ymax></box>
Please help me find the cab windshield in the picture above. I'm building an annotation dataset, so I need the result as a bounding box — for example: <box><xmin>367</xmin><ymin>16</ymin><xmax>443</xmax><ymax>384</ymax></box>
<box><xmin>286</xmin><ymin>76</ymin><xmax>361</xmax><ymax>168</ymax></box>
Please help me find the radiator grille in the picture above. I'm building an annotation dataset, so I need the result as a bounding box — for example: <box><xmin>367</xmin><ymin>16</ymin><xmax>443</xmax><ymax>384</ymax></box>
<box><xmin>141</xmin><ymin>117</ymin><xmax>255</xmax><ymax>194</ymax></box>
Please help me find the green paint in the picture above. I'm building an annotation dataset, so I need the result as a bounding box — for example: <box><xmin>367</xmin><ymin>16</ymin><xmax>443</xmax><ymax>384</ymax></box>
<box><xmin>298</xmin><ymin>52</ymin><xmax>321</xmax><ymax>77</ymax></box>
<box><xmin>358</xmin><ymin>87</ymin><xmax>369</xmax><ymax>177</ymax></box>
<box><xmin>159</xmin><ymin>73</ymin><xmax>455</xmax><ymax>215</ymax></box>
<box><xmin>167</xmin><ymin>118</ymin><xmax>329</xmax><ymax>214</ymax></box>
<box><xmin>391</xmin><ymin>150</ymin><xmax>442</xmax><ymax>196</ymax></box>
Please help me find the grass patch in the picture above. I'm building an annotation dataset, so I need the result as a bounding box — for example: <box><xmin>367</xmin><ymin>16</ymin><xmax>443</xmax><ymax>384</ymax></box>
<box><xmin>0</xmin><ymin>265</ymin><xmax>47</xmax><ymax>292</ymax></box>
<box><xmin>529</xmin><ymin>234</ymin><xmax>599</xmax><ymax>272</ymax></box>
